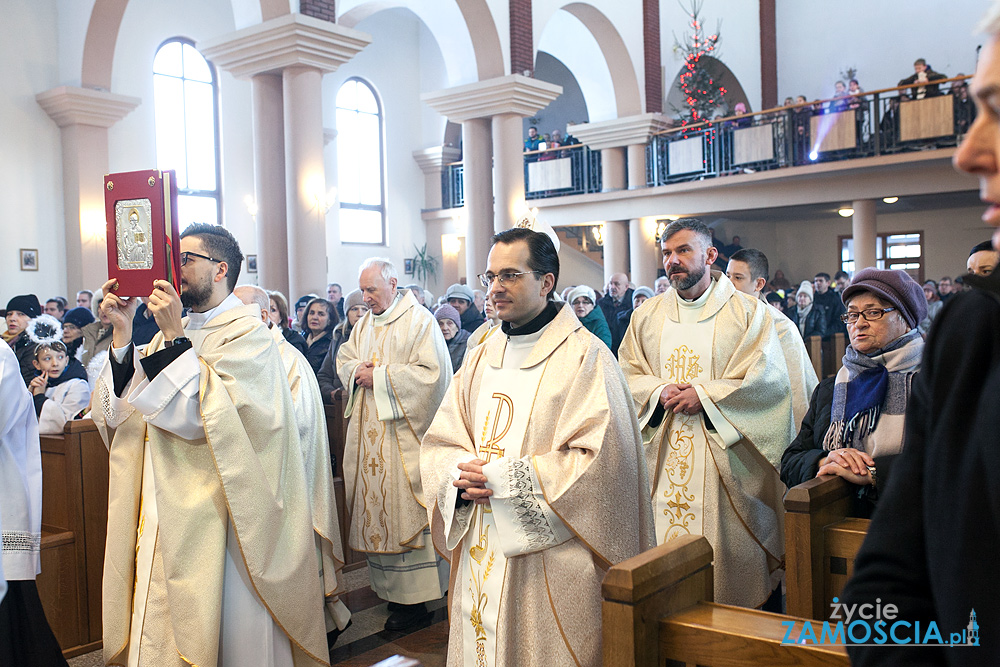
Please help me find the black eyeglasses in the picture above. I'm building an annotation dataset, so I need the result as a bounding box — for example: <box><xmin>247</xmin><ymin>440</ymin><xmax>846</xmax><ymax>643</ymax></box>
<box><xmin>841</xmin><ymin>307</ymin><xmax>896</xmax><ymax>324</ymax></box>
<box><xmin>180</xmin><ymin>251</ymin><xmax>222</xmax><ymax>266</ymax></box>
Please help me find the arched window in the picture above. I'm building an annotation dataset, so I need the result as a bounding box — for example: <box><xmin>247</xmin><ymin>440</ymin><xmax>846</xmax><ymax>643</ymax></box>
<box><xmin>336</xmin><ymin>78</ymin><xmax>385</xmax><ymax>244</ymax></box>
<box><xmin>153</xmin><ymin>39</ymin><xmax>222</xmax><ymax>226</ymax></box>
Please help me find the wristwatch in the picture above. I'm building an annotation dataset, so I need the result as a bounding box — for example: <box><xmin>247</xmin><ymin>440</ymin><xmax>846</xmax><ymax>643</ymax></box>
<box><xmin>866</xmin><ymin>464</ymin><xmax>877</xmax><ymax>489</ymax></box>
<box><xmin>164</xmin><ymin>337</ymin><xmax>190</xmax><ymax>348</ymax></box>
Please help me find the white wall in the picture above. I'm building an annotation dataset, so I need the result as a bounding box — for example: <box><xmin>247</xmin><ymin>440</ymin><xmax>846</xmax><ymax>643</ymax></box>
<box><xmin>776</xmin><ymin>0</ymin><xmax>985</xmax><ymax>103</ymax></box>
<box><xmin>1</xmin><ymin>0</ymin><xmax>67</xmax><ymax>302</ymax></box>
<box><xmin>661</xmin><ymin>0</ymin><xmax>762</xmax><ymax>113</ymax></box>
<box><xmin>323</xmin><ymin>8</ymin><xmax>438</xmax><ymax>295</ymax></box>
<box><xmin>537</xmin><ymin>9</ymin><xmax>616</xmax><ymax>122</ymax></box>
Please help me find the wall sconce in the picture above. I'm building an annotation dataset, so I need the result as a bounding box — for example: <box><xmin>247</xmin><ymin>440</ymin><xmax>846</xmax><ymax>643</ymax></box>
<box><xmin>838</xmin><ymin>208</ymin><xmax>854</xmax><ymax>217</ymax></box>
<box><xmin>656</xmin><ymin>220</ymin><xmax>668</xmax><ymax>240</ymax></box>
<box><xmin>244</xmin><ymin>195</ymin><xmax>258</xmax><ymax>221</ymax></box>
<box><xmin>442</xmin><ymin>234</ymin><xmax>462</xmax><ymax>256</ymax></box>
<box><xmin>593</xmin><ymin>224</ymin><xmax>604</xmax><ymax>246</ymax></box>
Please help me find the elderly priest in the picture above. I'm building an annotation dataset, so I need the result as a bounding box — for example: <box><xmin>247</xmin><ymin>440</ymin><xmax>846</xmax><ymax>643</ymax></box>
<box><xmin>93</xmin><ymin>224</ymin><xmax>328</xmax><ymax>667</ymax></box>
<box><xmin>421</xmin><ymin>227</ymin><xmax>655</xmax><ymax>666</ymax></box>
<box><xmin>618</xmin><ymin>218</ymin><xmax>795</xmax><ymax>611</ymax></box>
<box><xmin>337</xmin><ymin>257</ymin><xmax>452</xmax><ymax>631</ymax></box>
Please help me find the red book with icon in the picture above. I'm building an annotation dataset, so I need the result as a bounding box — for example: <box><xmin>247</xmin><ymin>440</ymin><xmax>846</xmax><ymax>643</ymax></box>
<box><xmin>104</xmin><ymin>169</ymin><xmax>181</xmax><ymax>298</ymax></box>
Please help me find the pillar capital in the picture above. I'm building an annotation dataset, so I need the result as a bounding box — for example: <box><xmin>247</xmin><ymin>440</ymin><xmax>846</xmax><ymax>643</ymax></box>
<box><xmin>422</xmin><ymin>74</ymin><xmax>562</xmax><ymax>122</ymax></box>
<box><xmin>412</xmin><ymin>146</ymin><xmax>462</xmax><ymax>174</ymax></box>
<box><xmin>200</xmin><ymin>13</ymin><xmax>371</xmax><ymax>79</ymax></box>
<box><xmin>568</xmin><ymin>113</ymin><xmax>671</xmax><ymax>151</ymax></box>
<box><xmin>36</xmin><ymin>86</ymin><xmax>140</xmax><ymax>128</ymax></box>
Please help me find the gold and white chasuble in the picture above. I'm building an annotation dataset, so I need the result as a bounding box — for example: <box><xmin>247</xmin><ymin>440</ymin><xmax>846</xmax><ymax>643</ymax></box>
<box><xmin>337</xmin><ymin>290</ymin><xmax>452</xmax><ymax>602</ymax></box>
<box><xmin>93</xmin><ymin>295</ymin><xmax>329</xmax><ymax>667</ymax></box>
<box><xmin>619</xmin><ymin>274</ymin><xmax>796</xmax><ymax>608</ymax></box>
<box><xmin>421</xmin><ymin>303</ymin><xmax>655</xmax><ymax>667</ymax></box>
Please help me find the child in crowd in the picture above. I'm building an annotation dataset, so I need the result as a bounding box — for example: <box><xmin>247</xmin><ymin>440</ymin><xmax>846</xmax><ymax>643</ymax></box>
<box><xmin>29</xmin><ymin>339</ymin><xmax>91</xmax><ymax>434</ymax></box>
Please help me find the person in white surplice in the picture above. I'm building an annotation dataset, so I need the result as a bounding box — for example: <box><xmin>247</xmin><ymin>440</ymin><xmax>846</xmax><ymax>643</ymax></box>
<box><xmin>0</xmin><ymin>341</ymin><xmax>68</xmax><ymax>665</ymax></box>
<box><xmin>618</xmin><ymin>218</ymin><xmax>796</xmax><ymax>611</ymax></box>
<box><xmin>421</xmin><ymin>227</ymin><xmax>655</xmax><ymax>666</ymax></box>
<box><xmin>92</xmin><ymin>224</ymin><xmax>328</xmax><ymax>667</ymax></box>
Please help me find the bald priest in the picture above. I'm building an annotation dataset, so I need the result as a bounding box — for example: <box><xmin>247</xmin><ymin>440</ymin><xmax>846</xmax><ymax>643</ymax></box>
<box><xmin>421</xmin><ymin>227</ymin><xmax>654</xmax><ymax>666</ymax></box>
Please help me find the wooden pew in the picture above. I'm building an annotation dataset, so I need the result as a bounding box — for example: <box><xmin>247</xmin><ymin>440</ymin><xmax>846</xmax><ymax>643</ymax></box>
<box><xmin>602</xmin><ymin>535</ymin><xmax>848</xmax><ymax>667</ymax></box>
<box><xmin>37</xmin><ymin>418</ymin><xmax>109</xmax><ymax>658</ymax></box>
<box><xmin>784</xmin><ymin>476</ymin><xmax>870</xmax><ymax>621</ymax></box>
<box><xmin>325</xmin><ymin>391</ymin><xmax>366</xmax><ymax>571</ymax></box>
<box><xmin>805</xmin><ymin>333</ymin><xmax>847</xmax><ymax>379</ymax></box>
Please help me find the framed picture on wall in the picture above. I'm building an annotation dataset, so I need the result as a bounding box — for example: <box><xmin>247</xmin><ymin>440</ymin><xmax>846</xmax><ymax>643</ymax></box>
<box><xmin>247</xmin><ymin>255</ymin><xmax>258</xmax><ymax>273</ymax></box>
<box><xmin>404</xmin><ymin>258</ymin><xmax>414</xmax><ymax>275</ymax></box>
<box><xmin>20</xmin><ymin>249</ymin><xmax>38</xmax><ymax>271</ymax></box>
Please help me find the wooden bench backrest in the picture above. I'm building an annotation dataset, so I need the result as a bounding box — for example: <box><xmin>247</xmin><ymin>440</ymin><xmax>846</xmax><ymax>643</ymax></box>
<box><xmin>602</xmin><ymin>535</ymin><xmax>848</xmax><ymax>666</ymax></box>
<box><xmin>784</xmin><ymin>475</ymin><xmax>871</xmax><ymax>620</ymax></box>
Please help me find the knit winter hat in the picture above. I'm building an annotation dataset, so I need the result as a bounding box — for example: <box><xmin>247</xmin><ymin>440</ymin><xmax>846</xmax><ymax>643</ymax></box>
<box><xmin>632</xmin><ymin>286</ymin><xmax>654</xmax><ymax>305</ymax></box>
<box><xmin>566</xmin><ymin>285</ymin><xmax>596</xmax><ymax>306</ymax></box>
<box><xmin>62</xmin><ymin>306</ymin><xmax>95</xmax><ymax>329</ymax></box>
<box><xmin>344</xmin><ymin>289</ymin><xmax>365</xmax><ymax>312</ymax></box>
<box><xmin>6</xmin><ymin>294</ymin><xmax>41</xmax><ymax>318</ymax></box>
<box><xmin>434</xmin><ymin>304</ymin><xmax>461</xmax><ymax>329</ymax></box>
<box><xmin>841</xmin><ymin>268</ymin><xmax>927</xmax><ymax>329</ymax></box>
<box><xmin>796</xmin><ymin>280</ymin><xmax>814</xmax><ymax>300</ymax></box>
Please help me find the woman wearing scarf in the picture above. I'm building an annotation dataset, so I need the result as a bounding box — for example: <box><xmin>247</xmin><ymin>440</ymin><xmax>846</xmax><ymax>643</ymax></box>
<box><xmin>780</xmin><ymin>268</ymin><xmax>926</xmax><ymax>516</ymax></box>
<box><xmin>787</xmin><ymin>280</ymin><xmax>829</xmax><ymax>339</ymax></box>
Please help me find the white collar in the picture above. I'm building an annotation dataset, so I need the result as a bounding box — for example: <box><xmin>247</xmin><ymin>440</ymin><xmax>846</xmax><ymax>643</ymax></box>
<box><xmin>186</xmin><ymin>292</ymin><xmax>243</xmax><ymax>331</ymax></box>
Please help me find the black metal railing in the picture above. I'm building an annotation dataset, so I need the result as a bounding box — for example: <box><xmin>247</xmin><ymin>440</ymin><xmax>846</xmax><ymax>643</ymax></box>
<box><xmin>523</xmin><ymin>143</ymin><xmax>602</xmax><ymax>200</ymax></box>
<box><xmin>647</xmin><ymin>75</ymin><xmax>974</xmax><ymax>186</ymax></box>
<box><xmin>442</xmin><ymin>162</ymin><xmax>464</xmax><ymax>209</ymax></box>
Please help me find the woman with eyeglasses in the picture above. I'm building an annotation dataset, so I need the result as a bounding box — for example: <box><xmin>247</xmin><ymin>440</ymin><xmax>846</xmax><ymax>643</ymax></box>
<box><xmin>780</xmin><ymin>268</ymin><xmax>926</xmax><ymax>516</ymax></box>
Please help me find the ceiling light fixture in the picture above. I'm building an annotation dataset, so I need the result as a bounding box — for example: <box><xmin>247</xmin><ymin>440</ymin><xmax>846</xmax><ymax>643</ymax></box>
<box><xmin>838</xmin><ymin>208</ymin><xmax>854</xmax><ymax>217</ymax></box>
<box><xmin>882</xmin><ymin>196</ymin><xmax>899</xmax><ymax>204</ymax></box>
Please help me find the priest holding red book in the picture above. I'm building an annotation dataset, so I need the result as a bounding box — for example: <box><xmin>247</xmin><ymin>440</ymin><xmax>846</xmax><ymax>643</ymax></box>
<box><xmin>93</xmin><ymin>223</ymin><xmax>330</xmax><ymax>667</ymax></box>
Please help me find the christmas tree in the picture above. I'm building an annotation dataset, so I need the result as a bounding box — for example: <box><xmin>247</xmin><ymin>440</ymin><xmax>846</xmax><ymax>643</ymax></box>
<box><xmin>672</xmin><ymin>0</ymin><xmax>725</xmax><ymax>125</ymax></box>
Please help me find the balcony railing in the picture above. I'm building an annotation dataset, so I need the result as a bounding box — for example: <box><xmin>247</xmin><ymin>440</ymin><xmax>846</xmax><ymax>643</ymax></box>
<box><xmin>647</xmin><ymin>75</ymin><xmax>974</xmax><ymax>186</ymax></box>
<box><xmin>437</xmin><ymin>76</ymin><xmax>973</xmax><ymax>210</ymax></box>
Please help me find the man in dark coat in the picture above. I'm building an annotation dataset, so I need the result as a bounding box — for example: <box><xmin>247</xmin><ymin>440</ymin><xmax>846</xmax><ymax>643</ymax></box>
<box><xmin>445</xmin><ymin>283</ymin><xmax>483</xmax><ymax>334</ymax></box>
<box><xmin>897</xmin><ymin>58</ymin><xmax>947</xmax><ymax>99</ymax></box>
<box><xmin>596</xmin><ymin>272</ymin><xmax>633</xmax><ymax>354</ymax></box>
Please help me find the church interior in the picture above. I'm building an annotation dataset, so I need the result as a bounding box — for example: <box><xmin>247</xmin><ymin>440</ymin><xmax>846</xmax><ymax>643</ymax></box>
<box><xmin>2</xmin><ymin>0</ymin><xmax>992</xmax><ymax>665</ymax></box>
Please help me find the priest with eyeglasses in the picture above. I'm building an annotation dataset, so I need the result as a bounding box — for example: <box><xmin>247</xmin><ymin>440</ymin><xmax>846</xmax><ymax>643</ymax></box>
<box><xmin>421</xmin><ymin>225</ymin><xmax>654</xmax><ymax>667</ymax></box>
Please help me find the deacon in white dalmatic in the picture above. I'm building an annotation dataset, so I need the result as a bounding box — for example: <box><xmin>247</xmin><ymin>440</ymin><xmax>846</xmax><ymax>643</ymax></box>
<box><xmin>618</xmin><ymin>218</ymin><xmax>796</xmax><ymax>610</ymax></box>
<box><xmin>421</xmin><ymin>227</ymin><xmax>654</xmax><ymax>666</ymax></box>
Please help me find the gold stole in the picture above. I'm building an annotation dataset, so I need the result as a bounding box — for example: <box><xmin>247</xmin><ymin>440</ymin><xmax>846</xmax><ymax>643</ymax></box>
<box><xmin>653</xmin><ymin>312</ymin><xmax>714</xmax><ymax>544</ymax></box>
<box><xmin>353</xmin><ymin>321</ymin><xmax>392</xmax><ymax>552</ymax></box>
<box><xmin>460</xmin><ymin>362</ymin><xmax>545</xmax><ymax>667</ymax></box>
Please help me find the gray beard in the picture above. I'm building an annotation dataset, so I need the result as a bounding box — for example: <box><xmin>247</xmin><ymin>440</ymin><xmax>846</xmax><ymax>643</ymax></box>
<box><xmin>669</xmin><ymin>264</ymin><xmax>706</xmax><ymax>291</ymax></box>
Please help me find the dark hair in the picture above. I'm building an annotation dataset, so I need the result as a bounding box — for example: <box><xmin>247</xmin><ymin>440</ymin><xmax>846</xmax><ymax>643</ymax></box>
<box><xmin>490</xmin><ymin>228</ymin><xmax>559</xmax><ymax>300</ymax></box>
<box><xmin>834</xmin><ymin>270</ymin><xmax>850</xmax><ymax>281</ymax></box>
<box><xmin>849</xmin><ymin>79</ymin><xmax>859</xmax><ymax>86</ymax></box>
<box><xmin>46</xmin><ymin>298</ymin><xmax>66</xmax><ymax>312</ymax></box>
<box><xmin>267</xmin><ymin>291</ymin><xmax>291</xmax><ymax>331</ymax></box>
<box><xmin>814</xmin><ymin>272</ymin><xmax>831</xmax><ymax>281</ymax></box>
<box><xmin>765</xmin><ymin>291</ymin><xmax>784</xmax><ymax>305</ymax></box>
<box><xmin>180</xmin><ymin>223</ymin><xmax>244</xmax><ymax>291</ymax></box>
<box><xmin>970</xmin><ymin>240</ymin><xmax>996</xmax><ymax>256</ymax></box>
<box><xmin>661</xmin><ymin>218</ymin><xmax>713</xmax><ymax>250</ymax></box>
<box><xmin>729</xmin><ymin>248</ymin><xmax>769</xmax><ymax>283</ymax></box>
<box><xmin>299</xmin><ymin>297</ymin><xmax>338</xmax><ymax>336</ymax></box>
<box><xmin>34</xmin><ymin>340</ymin><xmax>68</xmax><ymax>359</ymax></box>
<box><xmin>914</xmin><ymin>58</ymin><xmax>927</xmax><ymax>67</ymax></box>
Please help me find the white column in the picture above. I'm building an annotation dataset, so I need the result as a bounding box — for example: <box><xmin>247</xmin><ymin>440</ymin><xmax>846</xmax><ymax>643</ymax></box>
<box><xmin>251</xmin><ymin>73</ymin><xmax>289</xmax><ymax>297</ymax></box>
<box><xmin>603</xmin><ymin>220</ymin><xmax>629</xmax><ymax>286</ymax></box>
<box><xmin>282</xmin><ymin>65</ymin><xmax>327</xmax><ymax>300</ymax></box>
<box><xmin>463</xmin><ymin>119</ymin><xmax>493</xmax><ymax>283</ymax></box>
<box><xmin>492</xmin><ymin>113</ymin><xmax>525</xmax><ymax>231</ymax></box>
<box><xmin>629</xmin><ymin>217</ymin><xmax>659</xmax><ymax>288</ymax></box>
<box><xmin>852</xmin><ymin>199</ymin><xmax>878</xmax><ymax>272</ymax></box>
<box><xmin>36</xmin><ymin>87</ymin><xmax>140</xmax><ymax>295</ymax></box>
<box><xmin>627</xmin><ymin>144</ymin><xmax>647</xmax><ymax>189</ymax></box>
<box><xmin>601</xmin><ymin>148</ymin><xmax>626</xmax><ymax>192</ymax></box>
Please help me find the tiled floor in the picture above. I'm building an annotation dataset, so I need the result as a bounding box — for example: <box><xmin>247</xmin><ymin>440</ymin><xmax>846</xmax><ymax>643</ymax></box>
<box><xmin>67</xmin><ymin>565</ymin><xmax>450</xmax><ymax>667</ymax></box>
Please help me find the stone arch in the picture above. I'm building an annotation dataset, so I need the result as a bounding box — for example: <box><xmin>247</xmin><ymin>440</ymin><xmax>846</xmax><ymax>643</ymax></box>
<box><xmin>81</xmin><ymin>0</ymin><xmax>290</xmax><ymax>89</ymax></box>
<box><xmin>337</xmin><ymin>0</ymin><xmax>500</xmax><ymax>85</ymax></box>
<box><xmin>558</xmin><ymin>3</ymin><xmax>642</xmax><ymax>118</ymax></box>
<box><xmin>664</xmin><ymin>56</ymin><xmax>749</xmax><ymax>119</ymax></box>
